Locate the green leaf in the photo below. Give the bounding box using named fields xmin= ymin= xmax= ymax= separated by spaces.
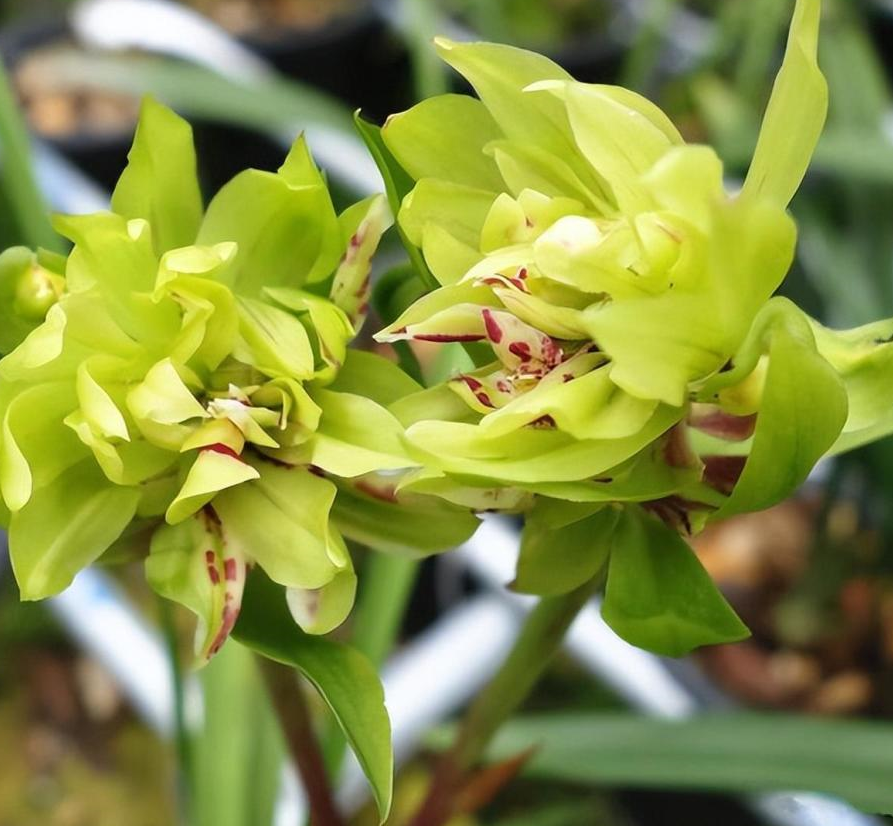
xmin=484 ymin=712 xmax=893 ymax=815
xmin=9 ymin=460 xmax=140 ymax=599
xmin=742 ymin=0 xmax=827 ymax=207
xmin=233 ymin=569 xmax=393 ymax=821
xmin=714 ymin=311 xmax=848 ymax=519
xmin=353 ymin=112 xmax=415 ymax=218
xmin=0 ymin=58 xmax=60 ymax=251
xmin=515 ymin=503 xmax=617 ymax=596
xmin=601 ymin=507 xmax=749 ymax=656
xmin=353 ymin=113 xmax=438 ymax=291
xmin=111 ymin=97 xmax=204 ymax=254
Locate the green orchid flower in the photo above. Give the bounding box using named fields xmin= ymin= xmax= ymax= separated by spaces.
xmin=368 ymin=0 xmax=893 ymax=655
xmin=0 ymin=98 xmax=470 ymax=660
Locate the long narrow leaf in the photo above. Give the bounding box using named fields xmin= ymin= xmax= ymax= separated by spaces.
xmin=484 ymin=712 xmax=893 ymax=814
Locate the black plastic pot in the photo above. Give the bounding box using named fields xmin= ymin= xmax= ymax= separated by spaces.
xmin=210 ymin=3 xmax=415 ymax=120
xmin=0 ymin=18 xmax=137 ymax=190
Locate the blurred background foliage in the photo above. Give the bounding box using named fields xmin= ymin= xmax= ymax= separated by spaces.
xmin=1 ymin=1 xmax=893 ymax=824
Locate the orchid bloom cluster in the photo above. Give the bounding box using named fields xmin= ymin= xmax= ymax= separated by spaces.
xmin=0 ymin=100 xmax=481 ymax=659
xmin=2 ymin=0 xmax=893 ymax=665
xmin=369 ymin=0 xmax=893 ymax=653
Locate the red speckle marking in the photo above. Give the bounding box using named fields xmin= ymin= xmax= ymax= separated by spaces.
xmin=355 ymin=479 xmax=399 ymax=502
xmin=308 ymin=465 xmax=326 ymax=477
xmin=203 ymin=442 xmax=242 ymax=461
xmin=562 ymin=373 xmax=574 ymax=383
xmin=414 ymin=333 xmax=485 ymax=343
xmin=461 ymin=376 xmax=483 ymax=391
xmin=208 ymin=604 xmax=241 ymax=658
xmin=482 ymin=309 xmax=504 ymax=343
xmin=509 ymin=341 xmax=532 ymax=362
xmin=224 ymin=558 xmax=238 ymax=582
xmin=205 ymin=550 xmax=220 ymax=584
xmin=496 ymin=380 xmax=511 ymax=393
xmin=475 ymin=392 xmax=495 ymax=408
xmin=517 ymin=267 xmax=528 ymax=280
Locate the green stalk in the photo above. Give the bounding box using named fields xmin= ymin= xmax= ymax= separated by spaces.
xmin=401 ymin=0 xmax=451 ymax=101
xmin=156 ymin=596 xmax=193 ymax=823
xmin=409 ymin=577 xmax=601 ymax=826
xmin=621 ymin=0 xmax=682 ymax=93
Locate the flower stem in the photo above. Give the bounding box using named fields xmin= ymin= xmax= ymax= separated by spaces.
xmin=258 ymin=657 xmax=346 ymax=826
xmin=409 ymin=578 xmax=600 ymax=826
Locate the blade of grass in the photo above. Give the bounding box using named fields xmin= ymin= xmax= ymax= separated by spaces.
xmin=399 ymin=0 xmax=450 ymax=101
xmin=0 ymin=57 xmax=60 ymax=250
xmin=480 ymin=712 xmax=893 ymax=814
xmin=27 ymin=49 xmax=355 ymax=139
xmin=192 ymin=641 xmax=284 ymax=826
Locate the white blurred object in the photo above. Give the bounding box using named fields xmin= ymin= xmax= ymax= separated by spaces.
xmin=71 ymin=0 xmax=382 ymax=195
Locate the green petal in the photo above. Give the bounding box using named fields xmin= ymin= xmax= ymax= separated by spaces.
xmin=713 ymin=308 xmax=847 ymax=520
xmin=326 ymin=349 xmax=423 ymax=407
xmin=283 ymin=390 xmax=413 ymax=477
xmin=53 ymin=213 xmax=179 ymax=344
xmin=1 ymin=381 xmax=83 ymax=511
xmin=553 ymin=81 xmax=675 ymax=212
xmin=147 ymin=513 xmax=248 ymax=660
xmin=9 ymin=460 xmax=140 ymax=599
xmin=583 ymin=198 xmax=795 ymax=406
xmin=811 ymin=316 xmax=893 ymax=453
xmin=485 ymin=139 xmax=604 ymax=208
xmin=480 ymin=364 xmax=658 ymax=441
xmin=234 ymin=296 xmax=316 ymax=380
xmin=197 ymin=135 xmax=341 ymax=295
xmin=399 ymin=178 xmax=495 ymax=251
xmin=111 ymin=97 xmax=204 ymax=254
xmin=263 ymin=287 xmax=354 ymax=383
xmin=166 ymin=448 xmax=260 ymax=524
xmin=330 ymin=194 xmax=392 ymax=329
xmin=405 ymin=403 xmax=682 ymax=483
xmin=286 ymin=542 xmax=357 ymax=635
xmin=742 ymin=0 xmax=826 ymax=208
xmin=601 ymin=506 xmax=749 ymax=657
xmin=158 ymin=269 xmax=239 ymax=374
xmin=375 ymin=281 xmax=498 ymax=343
xmin=212 ymin=460 xmax=341 ymax=590
xmin=433 ymin=39 xmax=605 ymax=199
xmin=383 ymin=94 xmax=505 ymax=190
xmin=76 ymin=361 xmax=129 ymax=441
xmin=332 ymin=476 xmax=480 ymax=556
xmin=127 ymin=358 xmax=207 ymax=450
